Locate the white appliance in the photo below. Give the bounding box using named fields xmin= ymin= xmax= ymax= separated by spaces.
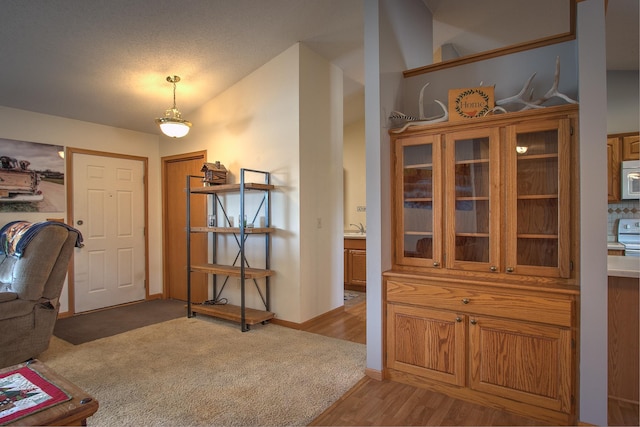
xmin=621 ymin=160 xmax=640 ymax=200
xmin=617 ymin=219 xmax=640 ymax=257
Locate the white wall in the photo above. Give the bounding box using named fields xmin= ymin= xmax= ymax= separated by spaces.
xmin=299 ymin=44 xmax=344 ymax=319
xmin=343 ymin=118 xmax=366 ymax=229
xmin=159 ymin=43 xmax=343 ymax=324
xmin=0 ymin=106 xmax=162 ymax=313
xmin=607 ymin=70 xmax=640 ymax=133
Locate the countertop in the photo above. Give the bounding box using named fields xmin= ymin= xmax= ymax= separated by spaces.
xmin=344 ymin=233 xmax=366 ymax=240
xmin=608 ymin=255 xmax=640 ymax=278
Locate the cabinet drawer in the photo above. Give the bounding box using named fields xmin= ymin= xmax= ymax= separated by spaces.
xmin=386 ymin=280 xmax=573 ymax=327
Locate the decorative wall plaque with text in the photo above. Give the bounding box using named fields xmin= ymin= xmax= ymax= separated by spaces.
xmin=448 ymin=86 xmax=495 ymax=121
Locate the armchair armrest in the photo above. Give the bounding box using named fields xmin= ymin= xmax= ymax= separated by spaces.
xmin=0 ymin=292 xmax=18 ymax=303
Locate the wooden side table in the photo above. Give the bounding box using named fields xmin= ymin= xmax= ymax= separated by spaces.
xmin=1 ymin=359 xmax=99 ymax=426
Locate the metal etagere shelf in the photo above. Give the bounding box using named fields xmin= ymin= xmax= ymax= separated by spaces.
xmin=186 ymin=168 xmax=275 ymax=331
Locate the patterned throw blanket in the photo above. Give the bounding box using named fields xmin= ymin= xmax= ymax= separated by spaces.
xmin=0 ymin=221 xmax=83 ymax=258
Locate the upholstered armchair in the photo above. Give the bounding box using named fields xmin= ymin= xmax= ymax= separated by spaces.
xmin=0 ymin=221 xmax=82 ymax=368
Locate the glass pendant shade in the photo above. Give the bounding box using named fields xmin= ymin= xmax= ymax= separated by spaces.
xmin=156 ymin=108 xmax=192 ymax=138
xmin=155 ymin=76 xmax=192 ymax=138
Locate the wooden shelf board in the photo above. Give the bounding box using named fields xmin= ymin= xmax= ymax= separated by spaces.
xmin=189 ymin=183 xmax=274 ymax=194
xmin=517 ymin=194 xmax=559 ymax=200
xmin=455 ymin=196 xmax=489 ymax=201
xmin=405 ymin=231 xmax=433 ymax=236
xmin=455 ymin=158 xmax=489 ymax=165
xmin=517 ymin=153 xmax=558 ymax=160
xmin=190 ymin=303 xmax=275 ymax=325
xmin=405 ymin=163 xmax=434 ymax=169
xmin=190 ymin=226 xmax=275 ymax=234
xmin=191 ymin=263 xmax=275 ymax=279
xmin=404 ymin=198 xmax=434 ymax=202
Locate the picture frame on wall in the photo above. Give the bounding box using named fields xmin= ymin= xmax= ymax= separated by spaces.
xmin=0 ymin=138 xmax=65 ymax=213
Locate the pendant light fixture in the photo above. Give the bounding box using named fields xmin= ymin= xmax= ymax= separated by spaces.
xmin=155 ymin=75 xmax=192 ymax=138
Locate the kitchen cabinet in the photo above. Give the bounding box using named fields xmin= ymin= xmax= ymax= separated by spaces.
xmin=608 ymin=136 xmax=622 ymax=202
xmin=608 ymin=275 xmax=639 ymax=405
xmin=344 ymin=238 xmax=366 ymax=291
xmin=608 ymin=132 xmax=639 ymax=203
xmin=384 ymin=105 xmax=579 ymax=425
xmin=622 ymin=133 xmax=640 ymax=161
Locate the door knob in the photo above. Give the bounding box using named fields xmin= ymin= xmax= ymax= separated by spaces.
xmin=76 ymin=220 xmax=84 ymax=225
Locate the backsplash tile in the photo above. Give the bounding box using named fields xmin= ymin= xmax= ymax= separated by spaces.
xmin=608 ymin=200 xmax=640 ymax=239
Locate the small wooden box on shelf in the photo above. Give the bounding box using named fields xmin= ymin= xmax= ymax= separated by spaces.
xmin=200 ymin=161 xmax=227 ymax=185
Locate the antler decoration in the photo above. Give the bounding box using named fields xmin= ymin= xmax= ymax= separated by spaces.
xmin=389 ymin=57 xmax=577 ymax=132
xmin=390 ymin=100 xmax=448 ymax=133
xmin=497 ymin=57 xmax=577 ymax=110
xmin=389 ymin=83 xmax=448 ymax=133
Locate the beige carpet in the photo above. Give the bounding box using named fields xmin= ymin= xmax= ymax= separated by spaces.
xmin=39 ymin=316 xmax=366 ymax=426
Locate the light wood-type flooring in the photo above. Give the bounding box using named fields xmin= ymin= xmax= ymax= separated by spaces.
xmin=304 ymin=294 xmax=639 ymax=426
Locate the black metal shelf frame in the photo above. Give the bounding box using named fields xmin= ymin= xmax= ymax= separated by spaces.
xmin=186 ymin=168 xmax=273 ymax=331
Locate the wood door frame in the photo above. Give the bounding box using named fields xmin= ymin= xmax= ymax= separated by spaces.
xmin=161 ymin=150 xmax=207 ymax=298
xmin=66 ymin=147 xmax=150 ymax=316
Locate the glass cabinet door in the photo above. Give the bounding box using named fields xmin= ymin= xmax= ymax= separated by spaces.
xmin=394 ymin=135 xmax=442 ymax=268
xmin=444 ymin=128 xmax=500 ymax=273
xmin=505 ymin=119 xmax=570 ymax=278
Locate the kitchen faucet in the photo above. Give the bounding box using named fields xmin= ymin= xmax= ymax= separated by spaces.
xmin=350 ymin=223 xmax=366 ymax=234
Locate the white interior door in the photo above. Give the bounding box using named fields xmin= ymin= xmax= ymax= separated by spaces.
xmin=73 ymin=153 xmax=146 ymax=312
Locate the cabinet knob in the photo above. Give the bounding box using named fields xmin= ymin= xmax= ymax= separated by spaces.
xmin=462 ymin=298 xmax=470 ymax=304
xmin=506 ymin=267 xmax=514 ymax=273
xmin=470 ymin=319 xmax=477 ymax=325
xmin=455 ymin=317 xmax=462 ymax=323
xmin=490 ymin=266 xmax=497 ymax=272
xmin=433 ymin=261 xmax=440 ymax=267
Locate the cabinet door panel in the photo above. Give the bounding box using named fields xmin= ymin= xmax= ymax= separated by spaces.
xmin=394 ymin=135 xmax=443 ymax=268
xmin=469 ymin=316 xmax=572 ymax=413
xmin=387 ymin=304 xmax=465 ymax=386
xmin=444 ymin=128 xmax=501 ymax=273
xmin=608 ymin=137 xmax=621 ymax=202
xmin=505 ymin=119 xmax=571 ymax=278
xmin=622 ymin=134 xmax=640 ymax=161
xmin=349 ymin=249 xmax=367 ymax=285
xmin=343 ymin=249 xmax=348 ymax=284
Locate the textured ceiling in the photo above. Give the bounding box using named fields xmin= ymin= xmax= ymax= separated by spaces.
xmin=0 ymin=0 xmax=364 ymax=135
xmin=0 ymin=1 xmax=635 ymax=137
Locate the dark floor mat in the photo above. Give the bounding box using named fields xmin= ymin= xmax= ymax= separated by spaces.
xmin=53 ymin=299 xmax=186 ymax=345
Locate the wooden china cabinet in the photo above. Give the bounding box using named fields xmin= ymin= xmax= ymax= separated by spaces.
xmin=384 ymin=105 xmax=579 ymax=425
